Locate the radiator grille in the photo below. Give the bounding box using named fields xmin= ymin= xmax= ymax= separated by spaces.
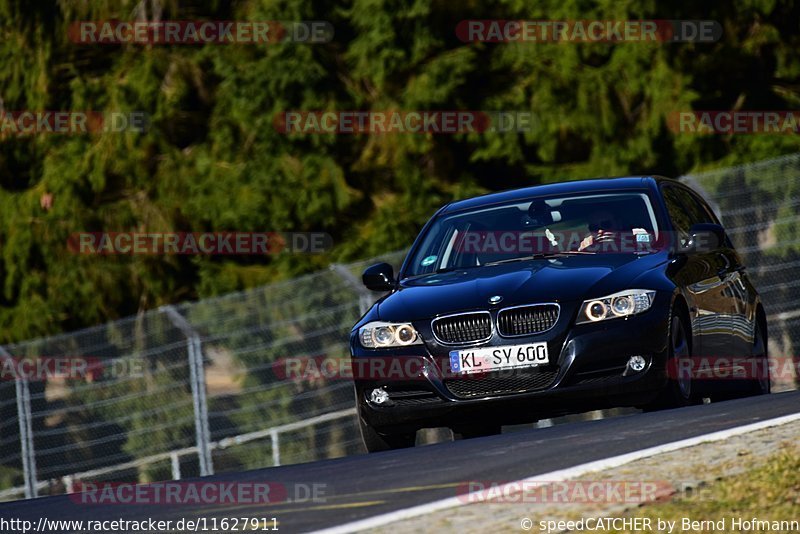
xmin=497 ymin=304 xmax=559 ymax=336
xmin=432 ymin=312 xmax=492 ymax=344
xmin=444 ymin=368 xmax=559 ymax=398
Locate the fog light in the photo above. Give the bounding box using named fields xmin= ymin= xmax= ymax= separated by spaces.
xmin=369 ymin=388 xmax=390 ymax=405
xmin=627 ymin=355 xmax=646 ymax=372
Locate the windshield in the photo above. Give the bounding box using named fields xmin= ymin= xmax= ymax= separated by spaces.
xmin=405 ymin=191 xmax=662 ymax=277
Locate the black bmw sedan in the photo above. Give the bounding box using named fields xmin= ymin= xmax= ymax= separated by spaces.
xmin=350 ymin=176 xmax=770 ymax=452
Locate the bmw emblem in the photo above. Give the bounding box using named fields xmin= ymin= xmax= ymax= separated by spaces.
xmin=488 ymin=295 xmax=503 ymax=305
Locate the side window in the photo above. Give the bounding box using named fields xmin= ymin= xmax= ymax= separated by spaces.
xmin=661 ymin=186 xmax=693 ymax=245
xmin=687 ymin=190 xmax=722 ymax=225
xmin=686 ymin=191 xmax=734 ymax=249
xmin=662 ymin=185 xmax=719 ymax=248
xmin=678 ymin=189 xmax=716 ymax=226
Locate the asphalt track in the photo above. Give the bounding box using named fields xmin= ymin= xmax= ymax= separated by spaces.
xmin=1 ymin=390 xmax=799 ymax=533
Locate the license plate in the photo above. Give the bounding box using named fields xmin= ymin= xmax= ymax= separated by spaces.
xmin=449 ymin=342 xmax=549 ymax=375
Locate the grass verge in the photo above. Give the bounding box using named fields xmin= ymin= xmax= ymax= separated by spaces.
xmin=593 ymin=444 xmax=800 ymax=533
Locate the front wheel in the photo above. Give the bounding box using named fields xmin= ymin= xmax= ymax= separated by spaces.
xmin=710 ymin=317 xmax=771 ymax=401
xmin=359 ymin=415 xmax=416 ymax=453
xmin=452 ymin=424 xmax=502 ymax=440
xmin=748 ymin=319 xmax=771 ymax=395
xmin=642 ymin=309 xmax=700 ymax=411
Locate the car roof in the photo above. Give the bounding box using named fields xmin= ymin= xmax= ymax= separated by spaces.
xmin=441 ymin=176 xmax=674 ymax=214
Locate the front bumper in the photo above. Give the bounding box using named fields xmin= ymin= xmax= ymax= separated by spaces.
xmin=351 ymin=293 xmax=672 ymax=432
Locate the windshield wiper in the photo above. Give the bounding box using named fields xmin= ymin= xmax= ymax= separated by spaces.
xmin=483 ymin=250 xmax=595 ymax=266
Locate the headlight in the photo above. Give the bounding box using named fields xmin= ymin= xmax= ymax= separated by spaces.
xmin=359 ymin=321 xmax=422 ymax=348
xmin=576 ymin=290 xmax=655 ymax=324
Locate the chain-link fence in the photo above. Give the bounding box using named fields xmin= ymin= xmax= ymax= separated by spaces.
xmin=1 ymin=155 xmax=799 ymax=501
xmin=0 ymin=250 xmax=406 ymax=501
xmin=684 ymin=153 xmax=800 ymax=391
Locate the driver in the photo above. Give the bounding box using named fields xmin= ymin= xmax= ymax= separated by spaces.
xmin=578 ymin=208 xmax=624 ymax=251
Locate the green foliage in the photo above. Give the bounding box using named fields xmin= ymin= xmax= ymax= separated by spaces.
xmin=0 ymin=0 xmax=800 ymax=343
xmin=2 ymin=0 xmax=800 ymax=490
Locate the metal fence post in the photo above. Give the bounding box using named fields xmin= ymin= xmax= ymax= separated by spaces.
xmin=170 ymin=452 xmax=181 ymax=481
xmin=161 ymin=306 xmax=214 ymax=476
xmin=270 ymin=429 xmax=280 ymax=467
xmin=0 ymin=347 xmax=37 ymax=498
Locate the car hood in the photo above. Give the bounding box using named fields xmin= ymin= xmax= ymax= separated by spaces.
xmin=376 ymin=253 xmax=669 ymax=321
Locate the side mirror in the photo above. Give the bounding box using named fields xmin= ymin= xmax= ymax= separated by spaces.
xmin=362 ymin=262 xmax=395 ymax=291
xmin=686 ymin=223 xmax=726 ymax=252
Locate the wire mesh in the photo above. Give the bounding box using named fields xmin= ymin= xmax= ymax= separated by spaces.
xmin=1 ymin=154 xmax=799 ymax=500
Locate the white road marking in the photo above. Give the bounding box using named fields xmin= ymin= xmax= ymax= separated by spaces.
xmin=311 ymin=411 xmax=800 ymax=534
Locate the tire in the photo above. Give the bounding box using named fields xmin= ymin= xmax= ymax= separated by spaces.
xmin=743 ymin=318 xmax=771 ymax=396
xmin=359 ymin=416 xmax=416 ymax=453
xmin=642 ymin=308 xmax=700 ymax=411
xmin=710 ymin=316 xmax=770 ymax=401
xmin=452 ymin=424 xmax=502 ymax=440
